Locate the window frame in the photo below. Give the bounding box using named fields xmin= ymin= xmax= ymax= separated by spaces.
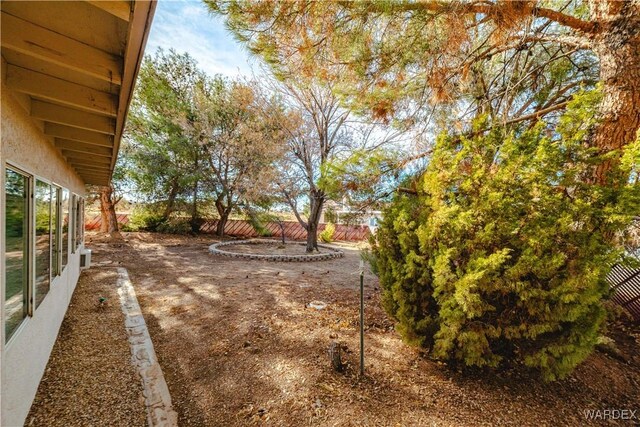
xmin=2 ymin=160 xmax=75 ymax=347
xmin=61 ymin=188 xmax=70 ymax=271
xmin=78 ymin=197 xmax=84 ymax=248
xmin=33 ymin=178 xmax=53 ymax=310
xmin=3 ymin=163 xmax=33 ymax=345
xmin=51 ymin=185 xmax=62 ymax=279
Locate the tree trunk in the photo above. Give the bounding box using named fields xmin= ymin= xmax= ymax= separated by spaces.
xmin=589 ymin=1 xmax=640 ymax=184
xmin=190 ymin=178 xmax=200 ymax=233
xmin=216 ymin=211 xmax=230 ymax=237
xmin=306 ymin=191 xmax=325 ymax=252
xmin=99 ymin=186 xmax=119 ymax=234
xmin=191 ymin=152 xmax=200 ymax=231
xmin=215 ymin=198 xmax=230 ymax=237
xmin=163 ymin=182 xmax=179 ymax=221
xmin=277 ymin=219 xmax=285 ymax=244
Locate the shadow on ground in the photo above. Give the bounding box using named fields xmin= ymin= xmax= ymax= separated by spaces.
xmin=85 ymin=232 xmax=640 ymax=427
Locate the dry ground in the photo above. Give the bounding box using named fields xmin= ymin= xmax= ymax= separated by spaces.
xmin=84 ymin=232 xmax=639 ymax=426
xmin=213 ymin=241 xmax=336 ymax=255
xmin=27 ymin=268 xmax=146 ymax=427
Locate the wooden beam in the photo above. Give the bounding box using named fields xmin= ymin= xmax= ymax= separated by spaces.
xmin=82 ymin=177 xmax=110 ymax=185
xmin=1 ymin=12 xmax=123 ymax=85
xmin=79 ymin=171 xmax=110 ymax=177
xmin=78 ymin=173 xmax=111 ymax=185
xmin=1 ymin=1 xmax=128 ymax=56
xmin=68 ymin=160 xmax=112 ymax=170
xmin=31 ymin=100 xmax=115 ymax=134
xmin=76 ymin=170 xmax=110 ymax=180
xmin=111 ymin=0 xmax=155 ymax=172
xmin=76 ymin=169 xmax=111 ymax=177
xmin=45 ymin=123 xmax=113 ymax=147
xmin=85 ymin=1 xmax=132 ymax=22
xmin=6 ymin=65 xmax=117 ymax=116
xmin=80 ymin=171 xmax=109 ymax=176
xmin=55 ymin=138 xmax=113 ymax=157
xmin=62 ymin=150 xmax=112 ymax=164
xmin=73 ymin=164 xmax=111 ymax=175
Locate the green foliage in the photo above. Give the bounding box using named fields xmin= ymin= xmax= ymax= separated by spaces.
xmin=340 ymin=211 xmax=365 ymax=227
xmin=360 ymin=245 xmax=379 ymax=276
xmin=324 ymin=207 xmax=338 ymax=224
xmin=125 ymin=49 xmax=289 ymax=233
xmin=157 ymin=218 xmax=193 ymax=235
xmin=208 ymin=1 xmax=599 ymax=130
xmin=247 ymin=214 xmax=273 ymax=237
xmin=373 ymin=90 xmax=640 ymax=380
xmin=35 ymin=205 xmax=51 ymax=234
xmin=125 ymin=49 xmax=206 ymax=220
xmin=127 ymin=206 xmax=167 ymax=232
xmin=319 ymin=222 xmax=336 ymax=243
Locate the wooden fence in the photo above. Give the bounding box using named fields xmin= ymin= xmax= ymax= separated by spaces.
xmin=85 ymin=213 xmax=639 ymax=320
xmin=85 ymin=214 xmax=130 ymax=230
xmin=199 ymin=219 xmax=370 ymax=241
xmin=607 ymin=264 xmax=640 ymax=320
xmin=84 ymin=214 xmax=370 ymax=242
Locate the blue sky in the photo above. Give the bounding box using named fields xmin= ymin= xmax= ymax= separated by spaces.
xmin=145 ymin=0 xmax=257 ymax=77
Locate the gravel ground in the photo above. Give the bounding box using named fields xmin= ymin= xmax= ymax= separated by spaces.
xmin=26 ymin=268 xmax=146 ymax=427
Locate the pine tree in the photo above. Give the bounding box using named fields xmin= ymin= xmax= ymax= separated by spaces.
xmin=373 ymin=90 xmax=640 ymax=380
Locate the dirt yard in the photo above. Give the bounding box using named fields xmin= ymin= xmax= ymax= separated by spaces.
xmin=86 ymin=232 xmax=640 ymax=426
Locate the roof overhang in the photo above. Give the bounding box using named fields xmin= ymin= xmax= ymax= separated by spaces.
xmin=1 ymin=0 xmax=156 ymax=186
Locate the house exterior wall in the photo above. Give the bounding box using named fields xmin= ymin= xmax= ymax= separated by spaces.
xmin=1 ymin=66 xmax=86 ymax=427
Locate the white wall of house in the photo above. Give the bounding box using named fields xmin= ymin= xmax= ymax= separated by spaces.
xmin=1 ymin=63 xmax=87 ymax=427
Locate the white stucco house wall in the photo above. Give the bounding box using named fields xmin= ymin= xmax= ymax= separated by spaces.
xmin=0 ymin=2 xmax=155 ymax=425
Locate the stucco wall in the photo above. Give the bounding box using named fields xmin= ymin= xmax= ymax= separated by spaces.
xmin=1 ymin=65 xmax=87 ymax=426
xmin=1 ymin=81 xmax=85 ymax=193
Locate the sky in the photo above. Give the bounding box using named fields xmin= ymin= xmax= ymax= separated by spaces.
xmin=145 ymin=0 xmax=257 ymax=78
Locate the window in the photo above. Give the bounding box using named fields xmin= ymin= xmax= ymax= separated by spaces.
xmin=5 ymin=167 xmax=30 ymax=342
xmin=51 ymin=186 xmax=61 ymax=277
xmin=71 ymin=194 xmax=84 ymax=253
xmin=35 ymin=180 xmax=52 ymax=309
xmin=70 ymin=194 xmax=76 ymax=253
xmin=4 ymin=166 xmax=74 ymax=342
xmin=61 ymin=189 xmax=69 ymax=269
xmin=75 ymin=196 xmax=84 ymax=250
xmin=69 ymin=195 xmax=85 ymax=253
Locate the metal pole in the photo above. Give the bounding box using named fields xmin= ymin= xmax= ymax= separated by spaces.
xmin=360 ymin=261 xmax=365 ymax=377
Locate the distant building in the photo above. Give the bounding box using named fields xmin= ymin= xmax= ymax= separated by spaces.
xmin=320 ymin=198 xmax=382 ymax=233
xmin=1 ymin=2 xmax=155 ymax=425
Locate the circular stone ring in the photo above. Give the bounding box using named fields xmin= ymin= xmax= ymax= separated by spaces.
xmin=208 ymin=239 xmax=344 ymax=262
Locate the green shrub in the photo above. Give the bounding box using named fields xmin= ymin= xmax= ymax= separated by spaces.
xmin=189 ymin=217 xmax=205 ymax=234
xmin=127 ymin=207 xmax=166 ymax=231
xmin=248 ymin=214 xmax=273 ymax=237
xmin=324 ymin=207 xmax=338 ymax=224
xmin=319 ymin=222 xmax=336 ymax=243
xmin=157 ymin=218 xmax=192 ymax=235
xmin=373 ymin=90 xmax=640 ymax=381
xmin=360 ymin=245 xmax=379 ymax=276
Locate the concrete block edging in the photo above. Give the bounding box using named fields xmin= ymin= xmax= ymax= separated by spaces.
xmin=208 ymin=239 xmax=345 ymax=262
xmin=116 ymin=267 xmax=178 ymax=427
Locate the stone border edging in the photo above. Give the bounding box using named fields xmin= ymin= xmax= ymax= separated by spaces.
xmin=208 ymin=239 xmax=344 ymax=262
xmin=116 ymin=267 xmax=178 ymax=427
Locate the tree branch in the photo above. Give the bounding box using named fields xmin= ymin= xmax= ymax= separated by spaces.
xmin=532 ymin=6 xmax=596 ymax=33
